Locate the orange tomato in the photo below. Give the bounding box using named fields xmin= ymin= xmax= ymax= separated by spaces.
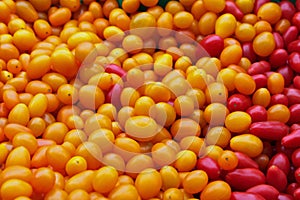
xmin=218 ymin=150 xmax=238 ymax=170
xmin=31 ymin=167 xmax=55 ymax=193
xmin=135 ymin=168 xmax=162 ymax=199
xmin=43 ymin=122 xmax=68 ymax=144
xmin=0 ymin=179 xmax=32 ymax=200
xmin=108 ymin=183 xmax=139 ymax=200
xmin=64 ymin=170 xmax=95 ymax=193
xmin=15 ymin=0 xmax=38 ymax=23
xmin=182 ymin=170 xmax=208 ymax=194
xmin=252 ymin=88 xmax=271 ymax=107
xmin=267 ymin=104 xmax=290 ymax=123
xmin=49 ymin=7 xmax=72 ymax=27
xmin=12 ymin=132 xmax=38 ymax=155
xmin=75 ymin=141 xmax=103 ymax=170
xmin=92 ymin=166 xmax=119 ymax=193
xmin=234 ymin=73 xmax=256 ymax=95
xmin=200 ymin=180 xmax=231 ymax=200
xmin=46 ymin=145 xmax=71 ymax=170
xmin=267 ymin=72 xmax=284 ymax=94
xmin=6 ymin=146 xmax=31 ymax=168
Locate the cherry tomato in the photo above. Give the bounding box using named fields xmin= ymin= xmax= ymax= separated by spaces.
xmin=227 ymin=94 xmax=252 ymax=112
xmin=200 ymin=181 xmax=231 ymax=200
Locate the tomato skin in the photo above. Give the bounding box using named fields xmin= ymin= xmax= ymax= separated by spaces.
xmin=268 ymin=153 xmax=290 ymax=175
xmin=199 ymin=34 xmax=224 ymax=57
xmin=286 ymin=182 xmax=300 ymax=196
xmin=291 ymin=124 xmax=300 ymax=132
xmin=227 ymin=94 xmax=252 ymax=112
xmin=196 ymin=156 xmax=220 ymax=180
xmin=273 ymin=32 xmax=285 ymax=49
xmin=282 ymin=129 xmax=300 ymax=148
xmin=269 ymin=49 xmax=288 ymax=68
xmin=280 ymin=1 xmax=296 ymax=21
xmin=224 ymin=1 xmax=244 ymax=21
xmin=266 ymin=165 xmax=288 ymax=192
xmin=293 ymin=188 xmax=300 ymax=199
xmin=277 ymin=65 xmax=294 ymax=87
xmin=278 ymin=193 xmax=294 ymax=200
xmin=289 ymin=104 xmax=300 ymax=124
xmin=249 ymin=121 xmax=289 ymax=140
xmin=292 ymin=11 xmax=300 ymax=30
xmin=246 ymin=184 xmax=279 ymax=200
xmin=105 ymin=64 xmax=126 ymax=77
xmin=287 ymin=39 xmax=300 ymax=53
xmin=248 ymin=62 xmax=269 ymax=75
xmin=234 ymin=152 xmax=259 ymax=169
xmin=200 ymin=180 xmax=231 ymax=200
xmin=253 ymin=0 xmax=270 ymax=14
xmin=293 ymin=149 xmax=300 ymax=175
xmin=252 ymin=74 xmax=267 ymax=89
xmin=246 ymin=105 xmax=267 ymax=122
xmin=294 ymin=76 xmax=300 ymax=89
xmin=242 ymin=42 xmax=257 ymax=63
xmin=225 ymin=168 xmax=266 ymax=191
xmin=270 ymin=94 xmax=289 ymax=107
xmin=283 ymin=26 xmax=298 ymax=47
xmin=231 ymin=192 xmax=266 ymax=200
xmin=284 ymin=88 xmax=300 ymax=106
xmin=289 ymin=52 xmax=300 ymax=73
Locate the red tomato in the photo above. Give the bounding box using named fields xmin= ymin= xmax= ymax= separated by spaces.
xmin=289 ymin=52 xmax=300 ymax=73
xmin=199 ymin=34 xmax=224 ymax=57
xmin=270 ymin=94 xmax=289 ymax=107
xmin=227 ymin=94 xmax=252 ymax=112
xmin=246 ymin=105 xmax=267 ymax=122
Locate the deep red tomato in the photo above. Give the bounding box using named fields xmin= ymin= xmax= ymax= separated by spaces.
xmin=273 ymin=32 xmax=285 ymax=49
xmin=270 ymin=94 xmax=289 ymax=107
xmin=252 ymin=74 xmax=268 ymax=89
xmin=292 ymin=148 xmax=300 ymax=168
xmin=269 ymin=49 xmax=288 ymax=68
xmin=283 ymin=26 xmax=298 ymax=47
xmin=223 ymin=1 xmax=244 ymax=21
xmin=199 ymin=34 xmax=224 ymax=57
xmin=278 ymin=193 xmax=294 ymax=200
xmin=196 ymin=156 xmax=221 ymax=180
xmin=248 ymin=62 xmax=267 ymax=75
xmin=289 ymin=52 xmax=300 ymax=73
xmin=283 ymin=88 xmax=300 ymax=106
xmin=294 ymin=167 xmax=300 ymax=184
xmin=288 ymin=39 xmax=300 ymax=53
xmin=246 ymin=105 xmax=267 ymax=122
xmin=294 ymin=76 xmax=300 ymax=89
xmin=268 ymin=153 xmax=291 ymax=175
xmin=289 ymin=104 xmax=300 ymax=124
xmin=294 ymin=187 xmax=300 ymax=200
xmin=291 ymin=124 xmax=300 ymax=132
xmin=296 ymin=0 xmax=300 ymax=10
xmin=227 ymin=94 xmax=252 ymax=112
xmin=280 ymin=1 xmax=296 ymax=21
xmin=242 ymin=42 xmax=257 ymax=63
xmin=292 ymin=12 xmax=300 ymax=30
xmin=277 ymin=65 xmax=295 ymax=86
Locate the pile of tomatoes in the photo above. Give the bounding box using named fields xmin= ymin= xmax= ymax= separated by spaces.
xmin=2 ymin=0 xmax=300 ymax=199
